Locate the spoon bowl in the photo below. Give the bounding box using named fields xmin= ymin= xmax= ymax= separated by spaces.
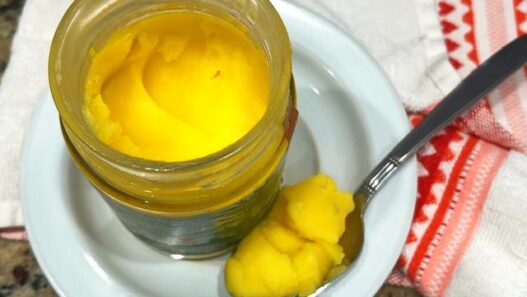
xmin=339 ymin=192 xmax=366 ymax=267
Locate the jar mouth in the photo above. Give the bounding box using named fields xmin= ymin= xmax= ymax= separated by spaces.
xmin=49 ymin=0 xmax=292 ymax=172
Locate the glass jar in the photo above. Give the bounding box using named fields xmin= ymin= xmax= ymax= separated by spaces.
xmin=49 ymin=0 xmax=295 ymax=258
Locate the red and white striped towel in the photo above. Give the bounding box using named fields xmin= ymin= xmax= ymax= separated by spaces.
xmin=1 ymin=0 xmax=526 ymax=296
xmin=390 ymin=2 xmax=527 ymax=296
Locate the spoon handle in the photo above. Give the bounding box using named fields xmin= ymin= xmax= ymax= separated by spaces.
xmin=357 ymin=34 xmax=527 ymax=207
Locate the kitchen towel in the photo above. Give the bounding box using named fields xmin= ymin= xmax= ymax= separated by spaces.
xmin=0 ymin=0 xmax=526 ymax=297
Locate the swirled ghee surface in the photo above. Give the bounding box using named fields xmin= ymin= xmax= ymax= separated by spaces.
xmin=84 ymin=12 xmax=269 ymax=162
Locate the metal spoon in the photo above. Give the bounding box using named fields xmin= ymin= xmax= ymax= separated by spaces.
xmin=310 ymin=34 xmax=527 ymax=296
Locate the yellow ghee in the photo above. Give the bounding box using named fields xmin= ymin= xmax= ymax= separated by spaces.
xmin=225 ymin=174 xmax=355 ymax=297
xmin=84 ymin=12 xmax=269 ymax=162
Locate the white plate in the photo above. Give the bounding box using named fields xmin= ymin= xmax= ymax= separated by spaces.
xmin=21 ymin=1 xmax=416 ymax=296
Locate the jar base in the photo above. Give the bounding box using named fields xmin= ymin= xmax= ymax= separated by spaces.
xmin=137 ymin=236 xmax=235 ymax=260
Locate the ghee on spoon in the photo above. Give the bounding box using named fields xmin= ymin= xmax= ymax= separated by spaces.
xmin=310 ymin=34 xmax=527 ymax=296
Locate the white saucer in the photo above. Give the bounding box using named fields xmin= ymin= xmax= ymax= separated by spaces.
xmin=21 ymin=1 xmax=416 ymax=296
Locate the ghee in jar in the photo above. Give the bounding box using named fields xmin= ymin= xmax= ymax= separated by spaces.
xmin=51 ymin=0 xmax=293 ymax=259
xmin=84 ymin=12 xmax=269 ymax=162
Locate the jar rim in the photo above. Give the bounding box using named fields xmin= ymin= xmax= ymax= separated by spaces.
xmin=49 ymin=0 xmax=292 ymax=172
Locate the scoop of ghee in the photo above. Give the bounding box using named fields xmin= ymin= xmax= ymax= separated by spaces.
xmin=225 ymin=174 xmax=355 ymax=297
xmin=84 ymin=12 xmax=269 ymax=162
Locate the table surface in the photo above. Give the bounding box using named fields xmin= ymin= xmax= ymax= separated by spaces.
xmin=0 ymin=1 xmax=422 ymax=296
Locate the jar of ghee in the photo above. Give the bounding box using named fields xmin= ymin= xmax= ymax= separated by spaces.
xmin=49 ymin=0 xmax=295 ymax=258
